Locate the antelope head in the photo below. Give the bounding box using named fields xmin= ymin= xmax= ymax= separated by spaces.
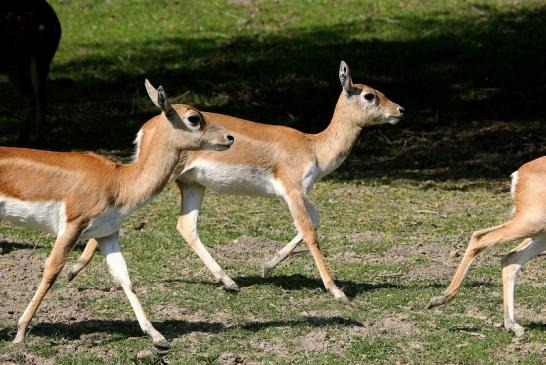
xmin=338 ymin=61 xmax=405 ymax=127
xmin=145 ymin=80 xmax=234 ymax=151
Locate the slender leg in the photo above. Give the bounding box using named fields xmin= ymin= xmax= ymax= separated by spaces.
xmin=176 ymin=181 xmax=238 ymax=291
xmin=66 ymin=239 xmax=98 ymax=281
xmin=98 ymin=233 xmax=170 ymax=348
xmin=428 ymin=218 xmax=532 ymax=309
xmin=14 ymin=222 xmax=83 ymax=344
xmin=285 ymin=190 xmax=349 ymax=304
xmin=262 ymin=201 xmax=319 ymax=277
xmin=501 ymin=234 xmax=546 ymax=337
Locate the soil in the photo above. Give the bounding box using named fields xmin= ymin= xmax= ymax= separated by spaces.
xmin=2 ymin=234 xmax=545 ymax=363
xmin=212 ymin=236 xmax=289 ymax=266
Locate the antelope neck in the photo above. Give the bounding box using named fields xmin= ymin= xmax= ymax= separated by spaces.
xmin=311 ymin=98 xmax=362 ymax=176
xmin=114 ymin=121 xmax=180 ymax=208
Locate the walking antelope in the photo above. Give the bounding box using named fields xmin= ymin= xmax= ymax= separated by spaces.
xmin=0 ymin=0 xmax=61 ymax=144
xmin=428 ymin=156 xmax=546 ymax=337
xmin=69 ymin=61 xmax=404 ymax=304
xmin=0 ymin=80 xmax=234 ymax=348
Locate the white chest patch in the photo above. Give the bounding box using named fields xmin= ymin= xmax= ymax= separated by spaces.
xmin=0 ymin=196 xmax=66 ymax=236
xmin=318 ymin=154 xmax=349 ymax=179
xmin=183 ymin=160 xmax=279 ymax=197
xmin=80 ymin=204 xmax=142 ymax=241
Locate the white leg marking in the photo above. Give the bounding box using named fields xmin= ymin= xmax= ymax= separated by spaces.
xmin=99 ymin=233 xmax=170 ymax=348
xmin=178 ymin=184 xmax=238 ymax=290
xmin=501 ymin=234 xmax=546 ymax=337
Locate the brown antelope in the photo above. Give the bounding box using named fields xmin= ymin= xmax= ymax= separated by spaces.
xmin=428 ymin=156 xmax=546 ymax=337
xmin=68 ymin=61 xmax=404 ymax=304
xmin=0 ymin=0 xmax=61 ymax=144
xmin=0 ymin=80 xmax=234 ymax=348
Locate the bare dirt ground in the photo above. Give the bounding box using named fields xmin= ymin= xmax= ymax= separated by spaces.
xmin=1 ymin=190 xmax=546 ymax=364
xmin=0 ymin=235 xmax=433 ymax=363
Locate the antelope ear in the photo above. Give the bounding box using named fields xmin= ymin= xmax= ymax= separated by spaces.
xmin=145 ymin=79 xmax=175 ymax=116
xmin=339 ymin=60 xmax=353 ymax=93
xmin=145 ymin=79 xmax=159 ymax=108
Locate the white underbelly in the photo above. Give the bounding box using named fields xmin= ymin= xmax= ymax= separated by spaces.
xmin=0 ymin=196 xmax=138 ymax=240
xmin=0 ymin=196 xmax=66 ymax=236
xmin=183 ymin=161 xmax=280 ymax=197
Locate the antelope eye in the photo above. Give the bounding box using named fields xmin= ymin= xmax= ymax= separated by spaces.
xmin=364 ymin=93 xmax=375 ymax=101
xmin=187 ymin=115 xmax=201 ymax=127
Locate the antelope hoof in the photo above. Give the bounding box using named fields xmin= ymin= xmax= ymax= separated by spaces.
xmin=337 ymin=294 xmax=352 ymax=306
xmin=261 ymin=263 xmax=272 ymax=278
xmin=330 ymin=287 xmax=351 ymax=306
xmin=223 ymin=278 xmax=240 ymax=292
xmin=66 ymin=268 xmax=78 ymax=282
xmin=13 ymin=333 xmax=25 ymax=345
xmin=506 ymin=323 xmax=525 ymax=337
xmin=427 ymin=295 xmax=449 ymax=309
xmin=153 ymin=337 xmax=171 ymax=349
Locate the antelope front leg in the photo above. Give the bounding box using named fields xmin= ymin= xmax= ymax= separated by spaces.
xmin=262 ymin=201 xmax=319 ymax=277
xmin=98 ymin=233 xmax=170 ymax=348
xmin=14 ymin=222 xmax=83 ymax=344
xmin=66 ymin=239 xmax=98 ymax=281
xmin=501 ymin=235 xmax=546 ymax=337
xmin=285 ymin=192 xmax=349 ymax=304
xmin=177 ymin=182 xmax=238 ymax=291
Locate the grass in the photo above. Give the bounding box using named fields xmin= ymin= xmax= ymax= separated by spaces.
xmin=1 ymin=0 xmax=546 ymax=364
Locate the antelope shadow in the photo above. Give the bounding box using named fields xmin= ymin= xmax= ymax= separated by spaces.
xmin=0 ymin=316 xmax=363 ymax=342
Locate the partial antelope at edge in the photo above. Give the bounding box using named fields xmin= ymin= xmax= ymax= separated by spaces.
xmin=428 ymin=156 xmax=546 ymax=338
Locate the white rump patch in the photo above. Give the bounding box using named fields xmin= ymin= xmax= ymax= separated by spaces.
xmin=510 ymin=171 xmax=518 ymax=215
xmin=510 ymin=171 xmax=518 ymax=199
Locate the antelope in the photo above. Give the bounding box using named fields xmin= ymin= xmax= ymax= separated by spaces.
xmin=428 ymin=156 xmax=546 ymax=337
xmin=0 ymin=0 xmax=61 ymax=144
xmin=0 ymin=80 xmax=234 ymax=348
xmin=68 ymin=61 xmax=404 ymax=304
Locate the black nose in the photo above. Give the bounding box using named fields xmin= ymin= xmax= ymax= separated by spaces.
xmin=399 ymin=107 xmax=405 ymax=114
xmin=226 ymin=135 xmax=234 ymax=142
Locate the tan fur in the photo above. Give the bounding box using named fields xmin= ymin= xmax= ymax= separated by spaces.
xmin=0 ymin=108 xmax=229 ymax=219
xmin=428 ymin=156 xmax=546 ymax=337
xmin=71 ymin=62 xmax=404 ymax=303
xmin=178 ymin=84 xmax=402 ymax=176
xmin=1 ymin=89 xmax=233 ymax=348
xmin=172 ymin=63 xmax=404 ymax=302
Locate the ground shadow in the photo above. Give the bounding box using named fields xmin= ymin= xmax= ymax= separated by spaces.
xmin=176 ymin=274 xmax=402 ymax=300
xmin=0 ymin=241 xmax=41 ymax=255
xmin=523 ymin=322 xmax=546 ymax=332
xmin=234 ymin=274 xmax=402 ymax=298
xmin=0 ymin=316 xmax=363 ymax=343
xmin=0 ymin=3 xmax=544 ymax=180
